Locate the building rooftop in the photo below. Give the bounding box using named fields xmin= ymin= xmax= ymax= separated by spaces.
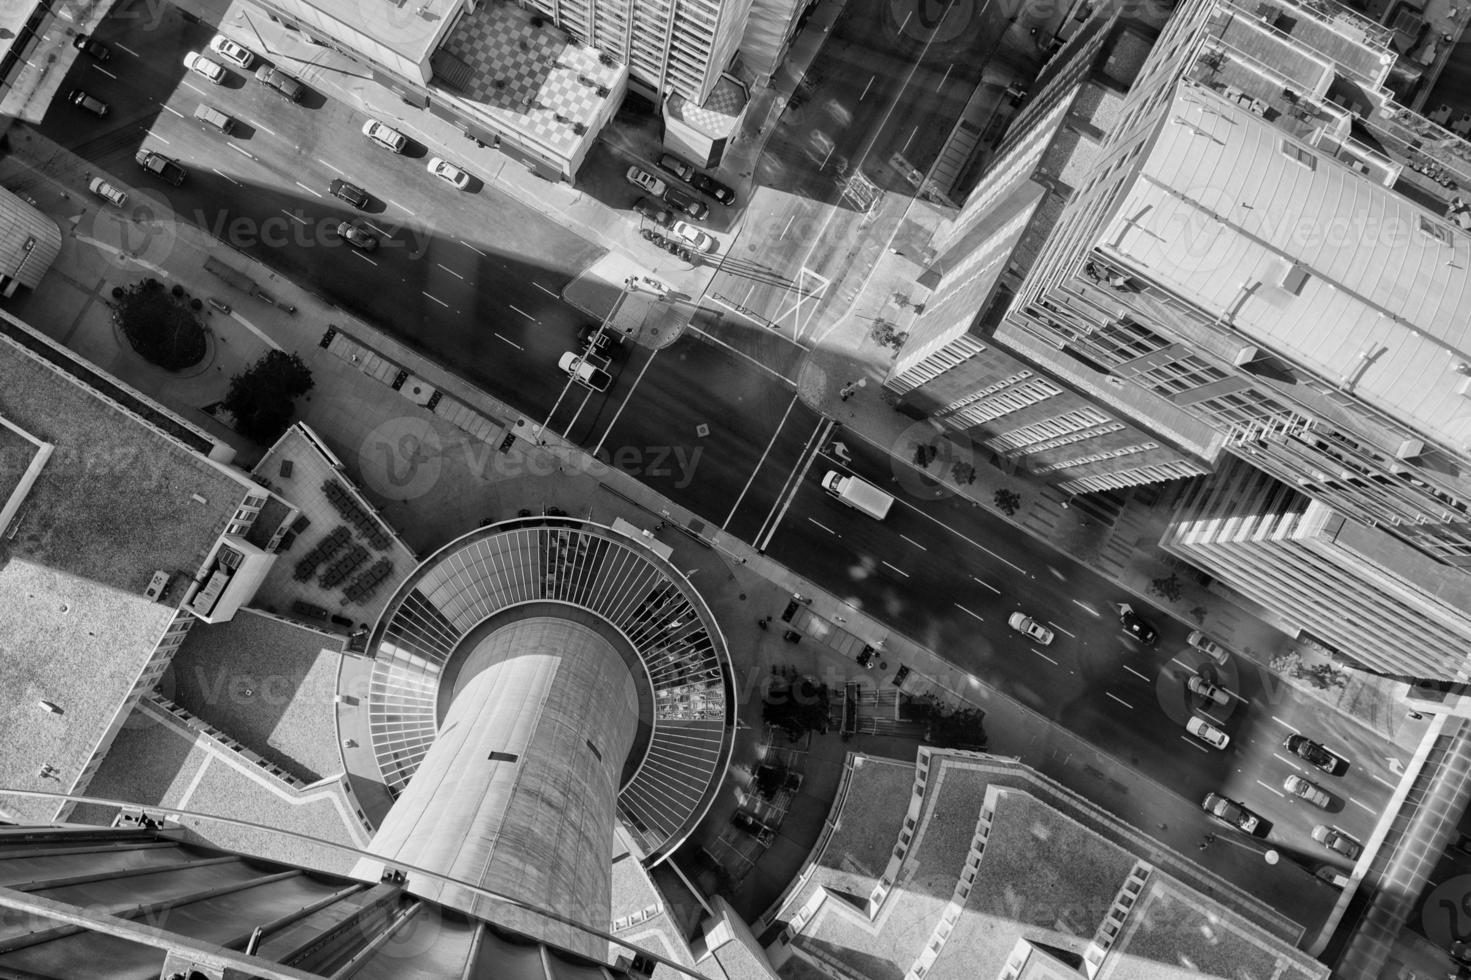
xmin=0 ymin=187 xmax=61 ymax=292
xmin=667 ymin=74 xmax=749 ymax=141
xmin=1103 ymin=85 xmax=1471 ymax=456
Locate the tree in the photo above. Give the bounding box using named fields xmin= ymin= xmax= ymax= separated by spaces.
xmin=1302 ymin=663 xmax=1348 ymax=690
xmin=1148 ymin=573 xmax=1183 ymax=603
xmin=762 ymin=678 xmax=830 ymax=742
xmin=952 ymin=461 xmax=977 ymax=485
xmin=223 ymin=350 xmax=315 ymax=444
xmin=994 ymin=488 xmax=1021 ymax=515
xmin=870 ymin=317 xmax=907 ymax=351
xmin=114 ymin=278 xmax=206 ymax=370
xmin=909 ymin=696 xmax=987 ymax=751
xmin=912 ymin=442 xmax=937 ymax=467
xmin=753 ymin=761 xmax=788 ymax=799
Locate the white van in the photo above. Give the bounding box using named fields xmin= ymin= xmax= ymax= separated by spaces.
xmin=821 ymin=471 xmax=894 ymax=520
xmin=193 ymin=103 xmax=236 ymax=134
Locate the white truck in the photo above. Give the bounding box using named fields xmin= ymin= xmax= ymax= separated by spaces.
xmin=821 ymin=471 xmax=894 ymax=520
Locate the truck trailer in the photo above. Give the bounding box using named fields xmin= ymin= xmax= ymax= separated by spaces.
xmin=821 ymin=471 xmax=894 ymax=520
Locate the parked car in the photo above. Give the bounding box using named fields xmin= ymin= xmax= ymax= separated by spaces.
xmin=1117 ymin=602 xmax=1158 ymax=645
xmin=193 ymin=103 xmax=236 ymax=134
xmin=1284 ymin=734 xmax=1348 ymax=775
xmin=1185 ymin=715 xmax=1229 ymax=749
xmin=625 ymin=166 xmax=666 ymax=197
xmin=1202 ymin=792 xmax=1260 ymax=834
xmin=632 ymin=196 xmax=673 ymax=227
xmin=183 ymin=51 xmax=226 ymax=84
xmin=1315 ymin=865 xmax=1350 ymax=889
xmin=255 ymin=65 xmax=305 ymax=102
xmin=427 ymin=157 xmax=470 ymax=189
xmin=1283 ymin=774 xmax=1332 ymax=808
xmin=208 ymin=34 xmax=255 ymax=69
xmin=362 ymin=119 xmax=407 ymax=153
xmin=578 ymin=323 xmax=621 ymax=357
xmin=72 ymin=34 xmax=112 ymax=61
xmin=663 ymin=186 xmax=709 ymax=219
xmin=328 ymin=178 xmax=369 ymax=209
xmin=691 ymin=171 xmax=736 ymax=205
xmin=87 ymin=177 xmax=128 ymax=207
xmin=1311 ymin=824 xmax=1362 ymax=860
xmin=657 ymin=152 xmax=695 ymax=182
xmin=670 ymin=220 xmax=716 ymax=253
xmin=335 ymin=221 xmax=379 ymax=251
xmin=1188 ymin=674 xmax=1230 ymax=706
xmin=1186 ymin=629 xmax=1231 ymax=664
xmin=67 ymin=89 xmax=108 ymax=116
xmin=1007 ymin=612 xmax=1055 ymax=646
xmin=558 ymin=351 xmax=611 ymax=391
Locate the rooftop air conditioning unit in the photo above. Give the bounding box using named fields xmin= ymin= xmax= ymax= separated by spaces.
xmin=218 ymin=548 xmax=243 ymax=570
xmin=144 ymin=570 xmax=171 ymax=602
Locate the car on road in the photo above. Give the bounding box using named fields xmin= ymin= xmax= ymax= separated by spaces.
xmin=87 ymin=177 xmax=127 ymax=207
xmin=1007 ymin=612 xmax=1055 ymax=646
xmin=1284 ymin=734 xmax=1348 ymax=775
xmin=691 ymin=171 xmax=736 ymax=205
xmin=135 ymin=148 xmax=185 ymax=186
xmin=1315 ymin=864 xmax=1350 ymax=889
xmin=657 ymin=153 xmax=696 ymax=182
xmin=1185 ymin=715 xmax=1229 ymax=749
xmin=558 ymin=351 xmax=612 ymax=391
xmin=632 ymin=196 xmax=672 ymax=227
xmin=335 ymin=221 xmax=379 ymax=251
xmin=1202 ymin=792 xmax=1260 ymax=834
xmin=670 ymin=220 xmax=716 ymax=253
xmin=208 ymin=34 xmax=255 ymax=69
xmin=1117 ymin=603 xmax=1158 ymax=645
xmin=72 ymin=34 xmax=112 ymax=61
xmin=427 ymin=157 xmax=470 ymax=189
xmin=362 ymin=119 xmax=407 ymax=153
xmin=67 ymin=89 xmax=108 ymax=116
xmin=1284 ymin=774 xmax=1332 ymax=808
xmin=255 ymin=65 xmax=305 ymax=102
xmin=1186 ymin=630 xmax=1231 ymax=664
xmin=663 ymin=186 xmax=710 ymax=219
xmin=1187 ymin=674 xmax=1230 ymax=706
xmin=1311 ymin=824 xmax=1362 ymax=860
xmin=578 ymin=323 xmax=621 ymax=357
xmin=329 ymin=178 xmax=369 ymax=209
xmin=625 ymin=166 xmax=666 ymax=197
xmin=183 ymin=51 xmax=227 ymax=84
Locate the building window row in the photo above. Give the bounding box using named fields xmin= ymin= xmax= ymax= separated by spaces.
xmin=888 ymin=336 xmax=988 ymax=393
xmin=1017 ymin=422 xmax=1127 ymax=455
xmin=950 ymin=379 xmax=1063 ymax=427
xmin=1135 ymin=353 xmax=1228 ymax=396
xmin=1033 ymin=440 xmax=1159 ymax=474
xmin=988 ymin=407 xmax=1112 ymax=451
xmin=939 ymin=370 xmax=1032 ymax=414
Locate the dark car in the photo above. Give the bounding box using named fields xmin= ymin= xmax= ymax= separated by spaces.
xmin=255 ymin=64 xmax=305 ymax=102
xmin=1311 ymin=824 xmax=1362 ymax=860
xmin=632 ymin=196 xmax=672 ymax=227
xmin=68 ymin=89 xmax=108 ymax=116
xmin=335 ymin=220 xmax=379 ymax=251
xmin=1201 ymin=792 xmax=1261 ymax=834
xmin=691 ymin=172 xmax=736 ymax=206
xmin=329 ymin=178 xmax=369 ymax=209
xmin=1117 ymin=602 xmax=1158 ymax=645
xmin=657 ymin=152 xmax=696 ymax=182
xmin=578 ymin=323 xmax=621 ymax=357
xmin=1284 ymin=734 xmax=1348 ymax=775
xmin=72 ymin=34 xmax=112 ymax=61
xmin=663 ymin=186 xmax=709 ymax=220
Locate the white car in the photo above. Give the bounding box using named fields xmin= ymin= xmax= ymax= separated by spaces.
xmin=625 ymin=166 xmax=667 ymax=197
xmin=183 ymin=51 xmax=226 ymax=84
xmin=1007 ymin=612 xmax=1054 ymax=646
xmin=1284 ymin=774 xmax=1332 ymax=808
xmin=1185 ymin=715 xmax=1229 ymax=749
xmin=87 ymin=177 xmax=127 ymax=207
xmin=670 ymin=220 xmax=717 ymax=253
xmin=362 ymin=119 xmax=407 ymax=153
xmin=558 ymin=351 xmax=611 ymax=391
xmin=208 ymin=34 xmax=255 ymax=69
xmin=427 ymin=157 xmax=470 ymax=189
xmin=1186 ymin=629 xmax=1231 ymax=664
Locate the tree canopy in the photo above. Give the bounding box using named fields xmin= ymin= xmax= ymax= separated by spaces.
xmin=223 ymin=350 xmax=315 ymax=444
xmin=114 ymin=278 xmax=206 ymax=370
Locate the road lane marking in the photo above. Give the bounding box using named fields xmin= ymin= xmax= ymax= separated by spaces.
xmin=899 ymin=534 xmax=927 ymax=551
xmin=1073 ymin=599 xmax=1100 ymax=615
xmin=882 ymin=560 xmax=909 ymax=578
xmin=353 ymin=251 xmax=377 ymax=266
xmin=1350 ymin=798 xmax=1376 ymax=815
xmin=387 ymin=198 xmax=416 ymax=215
xmin=1032 ymin=649 xmax=1058 ymax=665
xmin=161 ymin=104 xmax=182 ymax=117
xmin=1106 ymin=692 xmax=1132 ymax=709
xmin=1272 ymin=753 xmax=1301 ymax=769
xmin=808 ymin=518 xmax=834 ymax=534
xmin=92 ymin=65 xmax=117 ymax=79
xmin=974 ymin=542 xmax=1025 ymax=573
xmin=819 ymin=144 xmax=836 ymax=170
xmin=1256 ymin=779 xmax=1286 ymax=799
xmin=1049 ymin=622 xmax=1075 ymax=638
xmin=364 ymin=220 xmax=392 ymax=236
xmin=860 ymin=75 xmax=875 ymax=100
xmin=936 ymin=63 xmax=953 ymax=91
xmin=686 ymin=316 xmax=798 ymax=384
xmin=148 ymin=134 xmax=170 ymax=144
xmin=461 ymin=241 xmax=487 ymax=257
xmin=436 ymin=263 xmax=465 ymax=279
xmin=781 ymin=214 xmax=795 ymax=238
xmin=494 ymin=333 xmax=522 ymax=349
xmin=1180 ymin=735 xmax=1210 ymax=753
xmin=294 ymin=181 xmax=322 ymax=197
xmin=725 ymin=392 xmax=799 ymax=529
xmin=954 ymin=603 xmax=983 ymax=622
xmin=316 ymin=157 xmax=342 ymax=173
xmin=116 ymin=43 xmax=138 ymax=57
xmin=509 ymin=304 xmax=534 ymax=320
xmin=424 ymin=291 xmax=447 ymax=307
xmin=228 ymin=143 xmax=254 ymax=160
xmin=254 ymin=122 xmax=277 ymax=137
xmin=212 ymin=168 xmax=238 ymax=185
xmin=1170 ymin=657 xmax=1196 ymax=673
xmin=534 ymin=281 xmax=558 ymax=297
xmin=1271 ymin=716 xmax=1301 ymax=733
xmin=281 ymin=210 xmax=306 ymax=224
xmin=1123 ymin=664 xmax=1150 ymax=682
xmin=1370 ymin=772 xmax=1397 ymax=790
xmin=972 ymin=576 xmax=999 ymax=594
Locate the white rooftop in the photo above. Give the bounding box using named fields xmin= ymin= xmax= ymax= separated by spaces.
xmin=1103 ymin=86 xmax=1471 ymax=452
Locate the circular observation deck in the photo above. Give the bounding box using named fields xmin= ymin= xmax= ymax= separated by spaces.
xmin=363 ymin=518 xmax=735 ymax=863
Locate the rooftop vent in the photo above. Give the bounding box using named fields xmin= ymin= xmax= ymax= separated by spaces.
xmin=144 ymin=570 xmax=171 ymax=601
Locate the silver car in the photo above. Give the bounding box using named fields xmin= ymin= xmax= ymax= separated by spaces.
xmin=1284 ymin=774 xmax=1332 ymax=808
